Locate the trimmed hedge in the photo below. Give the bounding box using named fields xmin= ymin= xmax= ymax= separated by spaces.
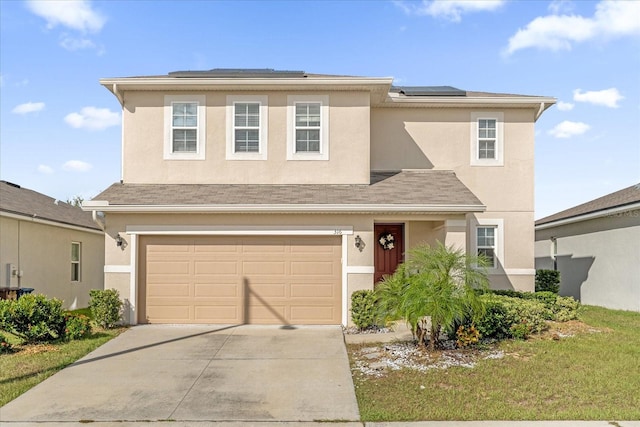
xmin=351 ymin=290 xmax=379 ymax=330
xmin=89 ymin=289 xmax=123 ymax=329
xmin=0 ymin=294 xmax=66 ymax=343
xmin=476 ymin=294 xmax=549 ymax=340
xmin=536 ymin=269 xmax=561 ymax=293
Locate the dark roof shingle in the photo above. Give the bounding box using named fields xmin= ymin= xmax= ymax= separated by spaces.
xmin=0 ymin=181 xmax=101 ymax=230
xmin=536 ymin=183 xmax=640 ymax=226
xmin=92 ymin=170 xmax=483 ymax=211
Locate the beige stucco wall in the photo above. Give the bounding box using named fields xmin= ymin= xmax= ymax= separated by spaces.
xmin=0 ymin=215 xmax=104 ymax=309
xmin=371 ymin=107 xmax=536 ymax=291
xmin=535 ymin=212 xmax=640 ymax=312
xmin=122 ymin=91 xmax=370 ymax=184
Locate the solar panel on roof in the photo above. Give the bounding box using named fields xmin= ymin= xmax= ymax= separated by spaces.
xmin=168 ymin=69 xmax=307 ymax=78
xmin=391 ymin=86 xmax=466 ymax=96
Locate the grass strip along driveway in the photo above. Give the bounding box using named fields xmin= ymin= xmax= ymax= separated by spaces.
xmin=349 ymin=305 xmax=640 ymax=421
xmin=0 ymin=325 xmax=124 ymax=406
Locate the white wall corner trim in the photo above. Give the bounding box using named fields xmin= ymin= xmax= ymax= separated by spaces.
xmin=104 ymin=265 xmax=131 ymax=273
xmin=128 ymin=234 xmax=138 ymax=325
xmin=341 ymin=234 xmax=348 ymax=326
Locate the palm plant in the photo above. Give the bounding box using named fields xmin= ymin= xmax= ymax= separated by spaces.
xmin=376 ymin=242 xmax=489 ymax=350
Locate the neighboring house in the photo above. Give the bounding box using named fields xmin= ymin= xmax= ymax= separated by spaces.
xmin=535 ymin=184 xmax=640 ymax=312
xmin=0 ymin=181 xmax=105 ymax=309
xmin=84 ymin=69 xmax=555 ymax=325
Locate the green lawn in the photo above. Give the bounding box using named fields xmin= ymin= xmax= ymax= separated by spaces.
xmin=349 ymin=306 xmax=640 ymax=421
xmin=0 ymin=327 xmax=124 ymax=406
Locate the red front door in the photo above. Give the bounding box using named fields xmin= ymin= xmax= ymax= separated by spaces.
xmin=374 ymin=223 xmax=405 ymax=284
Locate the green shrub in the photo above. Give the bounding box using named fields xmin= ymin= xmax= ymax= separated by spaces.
xmin=351 ymin=290 xmax=379 ymax=330
xmin=64 ymin=313 xmax=92 ymax=340
xmin=0 ymin=299 xmax=12 ymax=330
xmin=476 ymin=294 xmax=549 ymax=340
xmin=89 ymin=289 xmax=123 ymax=329
xmin=1 ymin=294 xmax=66 ymax=342
xmin=0 ymin=333 xmax=13 ymax=354
xmin=553 ymin=296 xmax=581 ymax=322
xmin=456 ymin=324 xmax=480 ymax=348
xmin=536 ymin=269 xmax=560 ymax=293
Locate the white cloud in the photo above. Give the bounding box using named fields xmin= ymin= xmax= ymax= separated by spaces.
xmin=573 ymin=88 xmax=623 ymax=108
xmin=64 ymin=107 xmax=120 ymax=130
xmin=394 ymin=0 xmax=505 ymax=22
xmin=12 ymin=102 xmax=45 ymax=114
xmin=60 ymin=36 xmax=96 ymax=51
xmin=62 ymin=160 xmax=93 ymax=172
xmin=548 ymin=0 xmax=575 ymax=15
xmin=505 ymin=1 xmax=640 ymax=55
xmin=556 ymin=101 xmax=574 ymax=111
xmin=548 ymin=121 xmax=591 ymax=138
xmin=26 ymin=0 xmax=106 ymax=33
xmin=37 ymin=164 xmax=54 ymax=174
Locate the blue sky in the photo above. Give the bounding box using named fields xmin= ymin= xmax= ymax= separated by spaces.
xmin=1 ymin=0 xmax=638 ymax=219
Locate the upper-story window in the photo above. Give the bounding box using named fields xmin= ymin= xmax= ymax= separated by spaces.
xmin=295 ymin=103 xmax=321 ymax=152
xmin=164 ymin=95 xmax=206 ymax=160
xmin=287 ymin=95 xmax=329 ymax=161
xmin=226 ymin=95 xmax=268 ymax=160
xmin=471 ymin=112 xmax=503 ymax=166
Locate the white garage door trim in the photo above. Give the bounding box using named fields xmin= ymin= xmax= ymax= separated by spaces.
xmin=126 ymin=225 xmax=353 ymax=326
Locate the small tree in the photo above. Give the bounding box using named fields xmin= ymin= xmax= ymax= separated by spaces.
xmin=89 ymin=289 xmax=123 ymax=328
xmin=376 ymin=242 xmax=489 ymax=350
xmin=66 ymin=195 xmax=84 ymax=208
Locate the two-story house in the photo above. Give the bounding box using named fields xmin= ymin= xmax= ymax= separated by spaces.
xmin=84 ymin=69 xmax=555 ymax=325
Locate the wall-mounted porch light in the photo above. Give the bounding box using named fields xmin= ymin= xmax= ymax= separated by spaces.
xmin=354 ymin=235 xmax=365 ymax=252
xmin=115 ymin=233 xmax=128 ymax=250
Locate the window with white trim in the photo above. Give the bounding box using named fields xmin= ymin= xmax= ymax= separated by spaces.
xmin=164 ymin=95 xmax=206 ymax=160
xmin=71 ymin=242 xmax=81 ymax=282
xmin=226 ymin=95 xmax=268 ymax=160
xmin=471 ymin=112 xmax=503 ymax=166
xmin=287 ymin=95 xmax=329 ymax=160
xmin=295 ymin=103 xmax=321 ymax=152
xmin=476 ymin=226 xmax=497 ymax=268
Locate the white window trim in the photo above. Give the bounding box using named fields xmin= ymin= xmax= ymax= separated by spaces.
xmin=164 ymin=94 xmax=206 ymax=160
xmin=226 ymin=95 xmax=268 ymax=160
xmin=71 ymin=241 xmax=81 ymax=282
xmin=287 ymin=94 xmax=329 ymax=161
xmin=470 ymin=112 xmax=503 ymax=166
xmin=471 ymin=219 xmax=504 ymax=271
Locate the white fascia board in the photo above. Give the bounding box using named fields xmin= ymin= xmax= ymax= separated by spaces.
xmin=82 ymin=200 xmax=109 ymax=209
xmin=381 ymin=96 xmax=556 ymax=108
xmin=89 ymin=203 xmax=486 ymax=214
xmin=126 ymin=225 xmax=354 ymax=235
xmin=0 ymin=211 xmax=104 ymax=235
xmin=99 ymin=77 xmax=394 ymax=92
xmin=535 ymin=202 xmax=640 ymax=230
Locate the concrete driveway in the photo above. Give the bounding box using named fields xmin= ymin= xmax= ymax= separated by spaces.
xmin=0 ymin=325 xmax=360 ymax=423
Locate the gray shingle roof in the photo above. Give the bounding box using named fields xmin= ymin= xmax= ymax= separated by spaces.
xmin=92 ymin=170 xmax=484 ymax=211
xmin=536 ymin=183 xmax=640 ymax=226
xmin=0 ymin=181 xmax=101 ymax=230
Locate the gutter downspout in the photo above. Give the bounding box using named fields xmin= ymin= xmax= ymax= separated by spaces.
xmin=91 ymin=210 xmax=106 ymax=231
xmin=535 ymin=102 xmax=546 ymax=121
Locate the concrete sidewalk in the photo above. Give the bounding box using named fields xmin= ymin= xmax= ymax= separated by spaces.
xmin=0 ymin=325 xmax=359 ymax=423
xmin=1 ymin=420 xmax=639 ymax=426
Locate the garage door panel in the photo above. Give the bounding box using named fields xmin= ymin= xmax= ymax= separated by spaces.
xmin=290 ymin=306 xmax=336 ymax=323
xmin=194 ymin=283 xmax=238 ymax=297
xmin=146 ymin=305 xmax=191 ymax=322
xmin=242 ymin=261 xmax=286 ymax=275
xmin=147 ymin=261 xmax=191 ymax=275
xmin=141 ymin=236 xmax=341 ymax=325
xmin=147 ymin=283 xmax=191 ymax=297
xmin=194 ymin=305 xmax=240 ymax=323
xmin=194 ymin=260 xmax=238 ymax=275
xmin=290 ymin=261 xmax=337 ymax=276
xmin=290 ymin=283 xmax=335 ymax=298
